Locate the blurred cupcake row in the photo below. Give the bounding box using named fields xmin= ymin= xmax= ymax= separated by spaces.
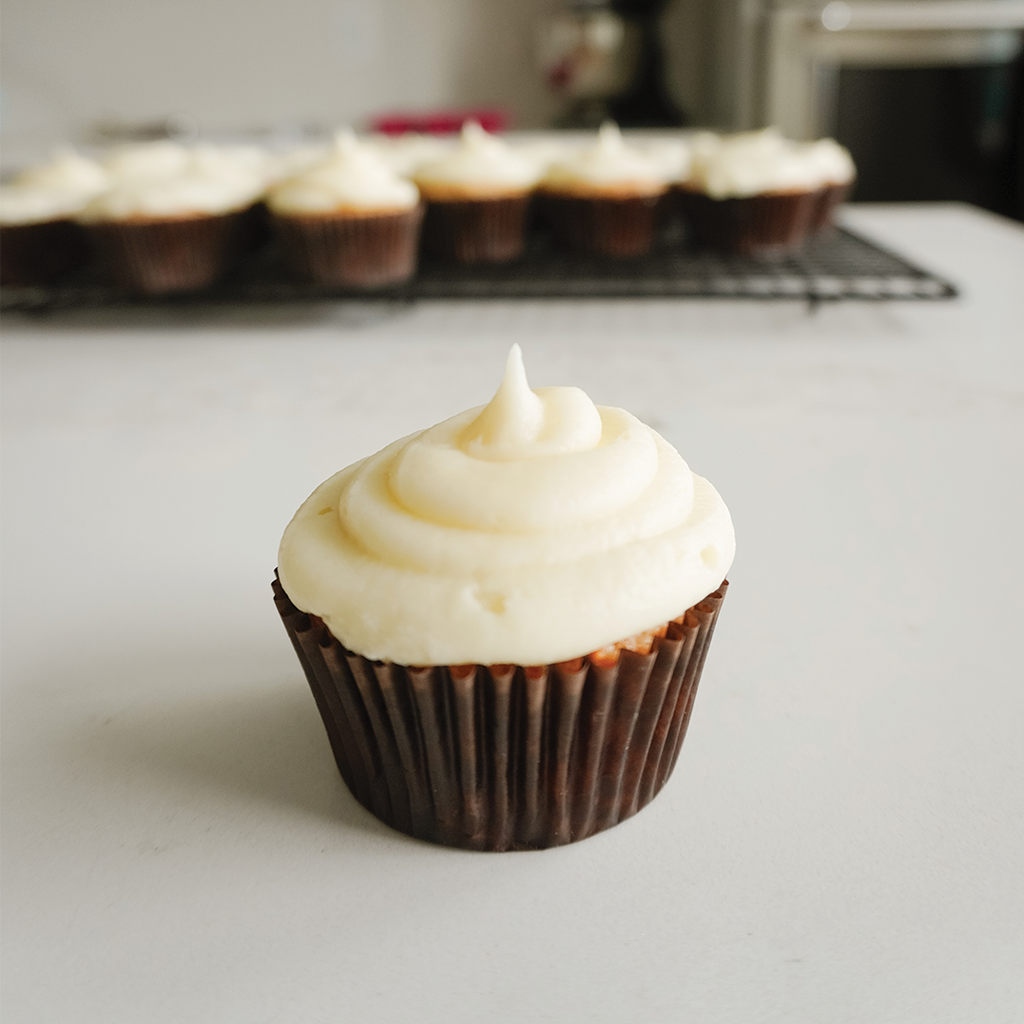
xmin=0 ymin=125 xmax=854 ymax=293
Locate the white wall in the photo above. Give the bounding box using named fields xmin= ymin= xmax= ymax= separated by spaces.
xmin=0 ymin=0 xmax=560 ymax=157
xmin=1 ymin=0 xmax=716 ymax=165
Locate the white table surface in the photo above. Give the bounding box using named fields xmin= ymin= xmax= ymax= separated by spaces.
xmin=2 ymin=203 xmax=1023 ymax=1024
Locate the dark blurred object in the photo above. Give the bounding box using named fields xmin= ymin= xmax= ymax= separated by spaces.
xmin=835 ymin=52 xmax=1024 ymax=221
xmin=607 ymin=0 xmax=685 ymax=126
xmin=0 ymin=220 xmax=91 ymax=285
xmin=539 ymin=0 xmax=685 ymax=128
xmin=371 ymin=109 xmax=508 ymax=136
xmin=83 ymin=115 xmax=199 ymax=145
xmin=762 ymin=3 xmax=1024 ymax=223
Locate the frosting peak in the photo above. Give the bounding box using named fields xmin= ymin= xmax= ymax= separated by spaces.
xmin=541 ymin=120 xmax=669 ymax=195
xmin=461 ymin=344 xmax=600 ymax=460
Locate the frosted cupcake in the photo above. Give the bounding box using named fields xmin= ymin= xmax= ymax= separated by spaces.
xmin=678 ymin=128 xmax=825 ymax=256
xmin=78 ymin=158 xmax=263 ymax=294
xmin=274 ymin=345 xmax=734 ymax=851
xmin=537 ymin=122 xmax=670 ymax=258
xmin=411 ymin=122 xmax=542 ymax=264
xmin=267 ymin=131 xmax=423 ymax=288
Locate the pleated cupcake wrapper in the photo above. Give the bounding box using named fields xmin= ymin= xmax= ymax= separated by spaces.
xmin=86 ymin=212 xmax=246 ymax=294
xmin=273 ymin=576 xmax=727 ymax=851
xmin=273 ymin=206 xmax=424 ymax=288
xmin=421 ymin=195 xmax=531 ymax=264
xmin=0 ymin=219 xmax=91 ymax=286
xmin=676 ymin=188 xmax=819 ymax=257
xmin=538 ymin=192 xmax=662 ymax=258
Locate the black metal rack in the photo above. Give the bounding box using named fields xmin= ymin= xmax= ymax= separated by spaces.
xmin=0 ymin=225 xmax=957 ymax=313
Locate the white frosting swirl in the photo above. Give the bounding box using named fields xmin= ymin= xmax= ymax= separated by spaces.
xmin=102 ymin=141 xmax=193 ymax=182
xmin=78 ymin=169 xmax=261 ymax=221
xmin=798 ymin=138 xmax=856 ymax=186
xmin=541 ymin=122 xmax=669 ymax=196
xmin=687 ymin=128 xmax=847 ymax=199
xmin=267 ymin=131 xmax=419 ymax=215
xmin=0 ymin=185 xmax=91 ymax=225
xmin=13 ymin=148 xmax=109 ymax=201
xmin=412 ymin=122 xmax=542 ymax=196
xmin=278 ymin=346 xmax=734 ymax=666
xmin=633 ymin=136 xmax=692 ymax=184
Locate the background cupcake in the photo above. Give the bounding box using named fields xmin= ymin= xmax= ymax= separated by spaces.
xmin=78 ymin=149 xmax=264 ymax=294
xmin=411 ymin=121 xmax=542 ymax=264
xmin=267 ymin=131 xmax=423 ymax=288
xmin=537 ymin=122 xmax=670 ymax=258
xmin=677 ymin=128 xmax=826 ymax=256
xmin=275 ymin=346 xmax=734 ymax=851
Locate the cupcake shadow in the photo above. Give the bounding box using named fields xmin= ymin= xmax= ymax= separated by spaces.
xmin=63 ymin=641 xmax=405 ymax=841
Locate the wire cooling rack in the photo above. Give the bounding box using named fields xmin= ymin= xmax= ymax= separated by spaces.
xmin=0 ymin=224 xmax=957 ymax=313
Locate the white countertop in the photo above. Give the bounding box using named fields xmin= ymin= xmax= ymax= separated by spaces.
xmin=3 ymin=204 xmax=1023 ymax=1024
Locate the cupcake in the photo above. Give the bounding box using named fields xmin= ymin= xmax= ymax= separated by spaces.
xmin=411 ymin=121 xmax=542 ymax=264
xmin=537 ymin=122 xmax=670 ymax=257
xmin=677 ymin=128 xmax=824 ymax=256
xmin=0 ymin=149 xmax=108 ymax=285
xmin=267 ymin=131 xmax=423 ymax=288
xmin=274 ymin=345 xmax=735 ymax=851
xmin=78 ymin=153 xmax=264 ymax=294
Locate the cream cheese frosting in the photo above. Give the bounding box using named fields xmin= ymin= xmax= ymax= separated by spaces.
xmin=12 ymin=148 xmax=109 ymax=200
xmin=412 ymin=121 xmax=542 ymax=197
xmin=0 ymin=185 xmax=91 ymax=225
xmin=541 ymin=122 xmax=669 ymax=197
xmin=798 ymin=137 xmax=856 ymax=186
xmin=633 ymin=136 xmax=692 ymax=185
xmin=278 ymin=345 xmax=734 ymax=666
xmin=102 ymin=140 xmax=193 ymax=181
xmin=687 ymin=128 xmax=841 ymax=199
xmin=267 ymin=131 xmax=419 ymax=215
xmin=78 ymin=168 xmax=262 ymax=221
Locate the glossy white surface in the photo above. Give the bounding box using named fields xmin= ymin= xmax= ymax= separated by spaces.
xmin=2 ymin=204 xmax=1022 ymax=1023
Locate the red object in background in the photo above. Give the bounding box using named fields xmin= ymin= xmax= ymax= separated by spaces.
xmin=371 ymin=108 xmax=509 ymax=136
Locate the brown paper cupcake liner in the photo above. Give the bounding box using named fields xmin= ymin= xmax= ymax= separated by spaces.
xmin=538 ymin=192 xmax=663 ymax=258
xmin=0 ymin=219 xmax=91 ymax=285
xmin=85 ymin=212 xmax=246 ymax=294
xmin=273 ymin=575 xmax=728 ymax=851
xmin=421 ymin=195 xmax=532 ymax=264
xmin=676 ymin=187 xmax=819 ymax=257
xmin=273 ymin=206 xmax=424 ymax=288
